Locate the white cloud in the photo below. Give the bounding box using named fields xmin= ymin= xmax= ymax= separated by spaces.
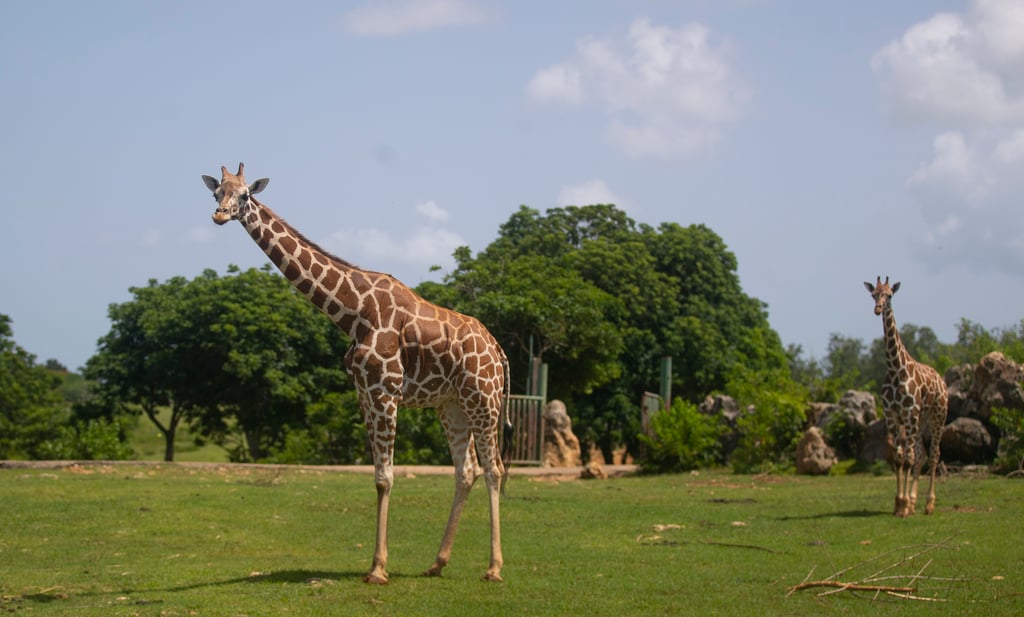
xmin=556 ymin=179 xmax=626 ymax=209
xmin=906 ymin=131 xmax=1024 ymax=273
xmin=336 ymin=0 xmax=498 ymax=36
xmin=875 ymin=1 xmax=1024 ymax=276
xmin=527 ymin=18 xmax=747 ymax=159
xmin=327 ymin=201 xmax=465 ymax=277
xmin=415 ymin=199 xmax=448 ymax=222
xmin=871 ymin=1 xmax=1024 ymax=124
xmin=526 ymin=65 xmax=584 ymax=104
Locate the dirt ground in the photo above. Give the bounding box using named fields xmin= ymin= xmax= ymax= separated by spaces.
xmin=0 ymin=459 xmax=638 ymax=480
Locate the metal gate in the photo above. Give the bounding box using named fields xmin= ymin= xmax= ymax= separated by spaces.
xmin=641 ymin=391 xmax=664 ymax=438
xmin=506 ymin=394 xmax=546 ymax=465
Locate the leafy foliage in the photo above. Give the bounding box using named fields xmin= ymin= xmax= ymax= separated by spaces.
xmin=640 ymin=397 xmax=724 ymax=472
xmin=728 ymin=367 xmax=808 ymax=473
xmin=85 ymin=266 xmax=352 ymax=462
xmin=418 ymin=204 xmax=788 ymax=461
xmin=0 ymin=314 xmax=67 ymax=458
xmin=36 ymin=416 xmax=135 ymax=460
xmin=991 ymin=406 xmax=1024 ymax=475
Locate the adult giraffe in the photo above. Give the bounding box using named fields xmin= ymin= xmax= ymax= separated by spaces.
xmin=203 ymin=163 xmax=511 ymax=583
xmin=864 ymin=276 xmax=948 ymax=517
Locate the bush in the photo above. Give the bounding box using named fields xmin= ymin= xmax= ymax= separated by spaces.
xmin=991 ymin=406 xmax=1024 ymax=475
xmin=640 ymin=398 xmax=723 ymax=472
xmin=728 ymin=368 xmax=807 ymax=474
xmin=823 ymin=411 xmax=867 ymax=460
xmin=37 ymin=416 xmax=134 ymax=460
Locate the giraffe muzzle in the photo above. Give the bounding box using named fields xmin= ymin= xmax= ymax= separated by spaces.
xmin=212 ymin=209 xmax=233 ymax=225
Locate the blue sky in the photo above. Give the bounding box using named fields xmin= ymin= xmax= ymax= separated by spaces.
xmin=4 ymin=0 xmax=1024 ymax=373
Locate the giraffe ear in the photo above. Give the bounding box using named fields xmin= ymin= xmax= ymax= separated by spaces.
xmin=202 ymin=175 xmax=219 ymax=191
xmin=892 ymin=281 xmax=901 ymax=293
xmin=249 ymin=178 xmax=269 ymax=194
xmin=864 ymin=281 xmax=875 ymax=293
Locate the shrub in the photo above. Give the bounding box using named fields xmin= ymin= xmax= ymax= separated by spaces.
xmin=727 ymin=368 xmax=808 ymax=474
xmin=37 ymin=416 xmax=134 ymax=460
xmin=991 ymin=406 xmax=1024 ymax=475
xmin=640 ymin=398 xmax=723 ymax=472
xmin=823 ymin=411 xmax=866 ymax=460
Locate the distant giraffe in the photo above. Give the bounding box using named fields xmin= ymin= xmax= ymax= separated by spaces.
xmin=864 ymin=276 xmax=948 ymax=517
xmin=203 ymin=163 xmax=511 ymax=583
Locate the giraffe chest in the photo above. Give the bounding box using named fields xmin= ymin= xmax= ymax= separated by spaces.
xmin=883 ymin=373 xmax=921 ymax=410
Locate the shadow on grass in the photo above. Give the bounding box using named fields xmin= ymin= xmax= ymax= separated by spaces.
xmin=777 ymin=509 xmax=888 ymax=521
xmin=16 ymin=569 xmax=424 ymax=607
xmin=161 ymin=569 xmax=366 ymax=591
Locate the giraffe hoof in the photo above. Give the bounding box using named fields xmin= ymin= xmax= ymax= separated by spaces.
xmin=482 ymin=570 xmax=504 ymax=583
xmin=423 ymin=565 xmax=444 ymax=578
xmin=363 ymin=571 xmax=389 ymax=585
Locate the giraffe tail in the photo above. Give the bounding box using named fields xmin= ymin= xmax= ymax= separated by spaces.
xmin=499 ymin=353 xmax=514 ymax=497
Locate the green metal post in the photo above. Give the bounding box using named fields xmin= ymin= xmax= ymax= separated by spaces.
xmin=660 ymin=356 xmax=672 ymax=411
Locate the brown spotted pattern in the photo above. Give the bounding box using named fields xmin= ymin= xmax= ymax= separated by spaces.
xmin=865 ymin=276 xmax=948 ymax=517
xmin=204 ymin=163 xmax=509 ymax=583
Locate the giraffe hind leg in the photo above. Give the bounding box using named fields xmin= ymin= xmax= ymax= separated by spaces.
xmin=425 ymin=403 xmax=477 ymax=578
xmin=924 ymin=416 xmax=944 ymax=515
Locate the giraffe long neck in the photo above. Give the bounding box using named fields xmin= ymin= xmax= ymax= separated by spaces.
xmin=240 ymin=199 xmax=369 ymax=336
xmin=881 ymin=305 xmax=911 ymax=375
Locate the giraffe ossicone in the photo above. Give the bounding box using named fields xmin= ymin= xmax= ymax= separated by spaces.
xmin=204 ymin=162 xmax=512 ymax=583
xmin=864 ymin=276 xmax=948 ymax=517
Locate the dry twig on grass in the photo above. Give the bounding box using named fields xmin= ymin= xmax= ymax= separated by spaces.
xmin=787 ymin=534 xmax=968 ymax=602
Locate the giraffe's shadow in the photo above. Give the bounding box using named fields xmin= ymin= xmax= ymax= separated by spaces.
xmin=776 ymin=508 xmax=888 ymax=521
xmin=157 ymin=569 xmax=384 ymax=593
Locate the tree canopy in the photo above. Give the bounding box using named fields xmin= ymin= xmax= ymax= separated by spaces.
xmin=417 ymin=204 xmax=789 ymax=459
xmin=84 ymin=266 xmax=353 ymax=461
xmin=0 ymin=314 xmax=66 ymax=458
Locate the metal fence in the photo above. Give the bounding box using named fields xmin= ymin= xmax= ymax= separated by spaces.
xmin=506 ymin=394 xmax=546 ymax=465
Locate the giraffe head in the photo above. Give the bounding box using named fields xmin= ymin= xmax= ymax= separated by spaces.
xmin=864 ymin=276 xmax=901 ymax=316
xmin=202 ymin=162 xmax=269 ymax=225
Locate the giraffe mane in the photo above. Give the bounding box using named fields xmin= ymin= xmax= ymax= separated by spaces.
xmin=251 ymin=197 xmax=362 ymax=271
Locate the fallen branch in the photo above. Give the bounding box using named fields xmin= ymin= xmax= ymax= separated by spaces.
xmin=788 ymin=580 xmax=913 ymax=594
xmin=788 ymin=534 xmax=967 ymax=602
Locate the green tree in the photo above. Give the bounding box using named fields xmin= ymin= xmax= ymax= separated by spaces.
xmin=0 ymin=314 xmax=67 ymax=458
xmin=86 ymin=266 xmax=353 ymax=461
xmin=419 ymin=204 xmax=789 ymax=462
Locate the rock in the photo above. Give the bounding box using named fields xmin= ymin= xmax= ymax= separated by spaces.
xmin=858 ymin=418 xmax=891 ymax=466
xmin=805 ymin=402 xmax=832 ymax=428
xmin=814 ymin=390 xmax=878 ymax=459
xmin=542 ymin=400 xmax=582 ymax=468
xmin=700 ymin=394 xmax=742 ymax=460
xmin=944 ymin=363 xmax=974 ymax=421
xmin=580 ymin=461 xmax=607 ymax=480
xmin=965 ymin=352 xmax=1024 ymax=424
xmin=795 ymin=427 xmax=838 ymax=475
xmin=940 ymin=417 xmax=995 ymax=463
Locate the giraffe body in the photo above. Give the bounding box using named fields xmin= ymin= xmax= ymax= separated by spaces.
xmin=204 ymin=163 xmax=510 ymax=583
xmin=865 ymin=277 xmax=948 ymax=517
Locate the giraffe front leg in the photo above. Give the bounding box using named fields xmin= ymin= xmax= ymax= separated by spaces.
xmin=362 ymin=398 xmax=398 ymax=585
xmin=364 ymin=476 xmax=392 ymax=585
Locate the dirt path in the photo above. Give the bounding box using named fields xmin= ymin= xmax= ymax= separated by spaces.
xmin=0 ymin=459 xmax=638 ymax=479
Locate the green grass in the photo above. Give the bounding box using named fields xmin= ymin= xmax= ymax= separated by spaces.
xmin=1 ymin=465 xmax=1021 ymax=616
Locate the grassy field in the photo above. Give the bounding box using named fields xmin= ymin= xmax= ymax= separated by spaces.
xmin=1 ymin=464 xmax=1021 ymax=616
